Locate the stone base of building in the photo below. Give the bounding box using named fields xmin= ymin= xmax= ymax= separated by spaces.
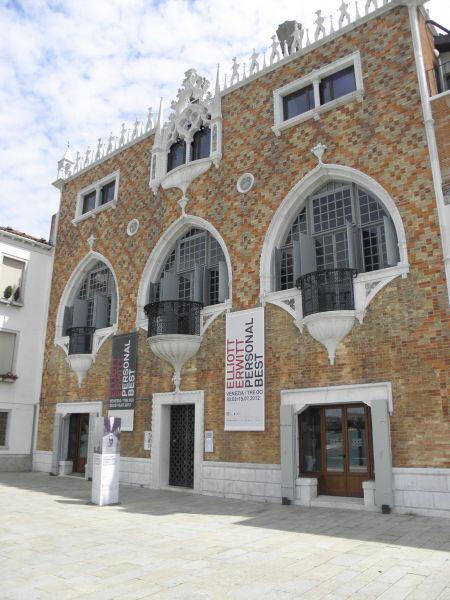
xmin=31 ymin=454 xmax=450 ymax=517
xmin=0 ymin=454 xmax=32 ymax=472
xmin=201 ymin=461 xmax=281 ymax=503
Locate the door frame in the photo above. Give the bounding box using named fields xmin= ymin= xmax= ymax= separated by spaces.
xmin=280 ymin=382 xmax=394 ymax=508
xmin=67 ymin=413 xmax=90 ymax=474
xmin=53 ymin=401 xmax=103 ymax=480
xmin=298 ymin=403 xmax=374 ymax=497
xmin=152 ymin=390 xmax=204 ymax=493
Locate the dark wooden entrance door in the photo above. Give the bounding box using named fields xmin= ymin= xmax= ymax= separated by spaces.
xmin=169 ymin=404 xmax=195 ymax=488
xmin=67 ymin=413 xmax=90 ymax=474
xmin=299 ymin=404 xmax=373 ymax=497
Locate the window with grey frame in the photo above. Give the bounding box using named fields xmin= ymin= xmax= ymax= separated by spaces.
xmin=276 ymin=181 xmax=400 ymax=291
xmin=150 ymin=228 xmax=229 ymax=306
xmin=0 ymin=412 xmax=8 ymax=446
xmin=62 ymin=262 xmax=118 ymax=335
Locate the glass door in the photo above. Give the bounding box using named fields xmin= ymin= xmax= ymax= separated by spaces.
xmin=299 ymin=404 xmax=372 ymax=497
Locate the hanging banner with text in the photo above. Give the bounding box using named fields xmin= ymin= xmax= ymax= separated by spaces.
xmin=225 ymin=307 xmax=265 ymax=431
xmin=108 ymin=332 xmax=137 ymax=432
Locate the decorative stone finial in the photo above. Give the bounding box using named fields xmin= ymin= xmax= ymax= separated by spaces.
xmin=314 ymin=10 xmax=326 ymax=41
xmin=311 ymin=143 xmax=327 ymax=164
xmin=250 ymin=49 xmax=259 ymax=75
xmin=146 ymin=107 xmax=154 ymax=131
xmin=87 ymin=235 xmax=96 ymax=250
xmin=230 ymin=57 xmax=240 ymax=86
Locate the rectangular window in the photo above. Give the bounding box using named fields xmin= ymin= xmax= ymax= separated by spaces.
xmin=100 ymin=181 xmax=115 ymax=205
xmin=82 ymin=191 xmax=96 ymax=214
xmin=178 ymin=275 xmax=191 ymax=300
xmin=283 ymin=84 xmax=315 ymax=121
xmin=0 ymin=331 xmax=16 ymax=374
xmin=315 ymin=231 xmax=348 ymax=270
xmin=319 ymin=66 xmax=356 ymax=105
xmin=280 ymin=247 xmax=294 ymax=290
xmin=0 ymin=257 xmax=25 ymax=301
xmin=0 ymin=412 xmax=8 ymax=446
xmin=312 ymin=186 xmax=352 ymax=234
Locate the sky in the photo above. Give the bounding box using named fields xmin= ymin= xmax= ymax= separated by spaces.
xmin=0 ymin=0 xmax=448 ymax=240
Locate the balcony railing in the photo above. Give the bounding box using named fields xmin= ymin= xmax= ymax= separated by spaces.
xmin=297 ymin=268 xmax=358 ymax=317
xmin=144 ymin=300 xmax=203 ymax=337
xmin=68 ymin=327 xmax=96 ymax=354
xmin=426 ymin=61 xmax=450 ymax=96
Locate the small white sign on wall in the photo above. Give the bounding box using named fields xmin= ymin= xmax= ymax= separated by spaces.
xmin=144 ymin=431 xmax=152 ymax=451
xmin=204 ymin=430 xmax=214 ymax=453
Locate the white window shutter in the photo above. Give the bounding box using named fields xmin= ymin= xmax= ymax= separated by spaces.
xmin=93 ymin=294 xmax=110 ymax=329
xmin=72 ymin=299 xmax=88 ymax=328
xmin=62 ymin=306 xmax=73 ymax=335
xmin=193 ymin=264 xmax=206 ymax=303
xmin=0 ymin=331 xmax=16 ymax=373
xmin=110 ymin=289 xmax=117 ymax=324
xmin=383 ymin=216 xmax=399 ymax=266
xmin=293 ymin=239 xmax=301 ymax=285
xmin=160 ymin=272 xmax=178 ymax=301
xmin=299 ymin=233 xmax=317 ymax=275
xmin=218 ymin=261 xmax=229 ymax=303
xmin=346 ymin=220 xmax=357 ymax=269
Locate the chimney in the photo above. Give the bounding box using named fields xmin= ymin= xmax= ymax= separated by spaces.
xmin=276 ymin=21 xmax=298 ymax=56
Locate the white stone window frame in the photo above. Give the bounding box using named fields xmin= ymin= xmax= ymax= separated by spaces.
xmin=73 ymin=170 xmax=120 ymax=225
xmin=272 ymin=51 xmax=364 ymax=136
xmin=54 ymin=251 xmax=119 ymax=358
xmin=0 ymin=327 xmax=19 ymax=378
xmin=0 ymin=251 xmax=28 ymax=307
xmin=136 ymin=214 xmax=232 ymax=335
xmin=0 ymin=409 xmax=11 ymax=449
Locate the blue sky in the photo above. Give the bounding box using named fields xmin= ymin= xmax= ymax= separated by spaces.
xmin=0 ymin=0 xmax=448 ymax=239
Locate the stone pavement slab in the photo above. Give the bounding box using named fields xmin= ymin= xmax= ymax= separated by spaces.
xmin=0 ymin=472 xmax=450 ymax=599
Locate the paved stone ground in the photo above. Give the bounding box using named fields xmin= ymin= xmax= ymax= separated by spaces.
xmin=1 ymin=473 xmax=450 ymax=600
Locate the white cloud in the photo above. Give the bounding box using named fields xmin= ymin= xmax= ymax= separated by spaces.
xmin=0 ymin=0 xmax=447 ymax=238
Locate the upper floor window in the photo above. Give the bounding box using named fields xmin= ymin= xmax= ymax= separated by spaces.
xmin=167 ymin=139 xmax=186 ymax=171
xmin=151 ymin=228 xmax=229 ymax=307
xmin=283 ymin=85 xmax=315 ymax=121
xmin=0 ymin=256 xmax=25 ymax=304
xmin=74 ymin=171 xmax=119 ymax=223
xmin=0 ymin=331 xmax=17 ymax=375
xmin=276 ymin=181 xmax=400 ymax=291
xmin=191 ymin=126 xmax=211 ymax=161
xmin=319 ymin=66 xmax=356 ymax=104
xmin=167 ymin=128 xmax=211 ymax=173
xmin=273 ymin=52 xmax=363 ymax=135
xmin=62 ymin=262 xmax=117 ymax=335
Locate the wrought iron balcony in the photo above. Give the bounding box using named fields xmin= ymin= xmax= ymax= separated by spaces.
xmin=297 ymin=268 xmax=358 ymax=318
xmin=426 ymin=60 xmax=450 ymax=96
xmin=144 ymin=300 xmax=203 ymax=337
xmin=68 ymin=326 xmax=95 ymax=355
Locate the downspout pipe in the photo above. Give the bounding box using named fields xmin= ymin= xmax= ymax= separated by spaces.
xmin=406 ymin=0 xmax=450 ymax=304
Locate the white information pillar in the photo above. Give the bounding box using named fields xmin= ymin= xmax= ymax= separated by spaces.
xmin=91 ymin=417 xmax=121 ymax=506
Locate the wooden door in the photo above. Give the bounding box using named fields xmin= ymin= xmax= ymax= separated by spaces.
xmin=299 ymin=404 xmax=372 ymax=497
xmin=67 ymin=413 xmax=90 ymax=474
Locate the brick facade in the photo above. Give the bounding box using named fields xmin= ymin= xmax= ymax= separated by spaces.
xmin=37 ymin=4 xmax=450 ymax=484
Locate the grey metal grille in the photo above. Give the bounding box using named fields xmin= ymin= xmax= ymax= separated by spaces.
xmin=0 ymin=412 xmax=7 ymax=446
xmin=169 ymin=404 xmax=195 ymax=488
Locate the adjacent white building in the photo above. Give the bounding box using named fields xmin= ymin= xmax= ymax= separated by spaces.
xmin=0 ymin=227 xmax=53 ymax=471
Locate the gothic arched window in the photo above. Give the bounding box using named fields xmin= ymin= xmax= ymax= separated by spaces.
xmin=167 ymin=139 xmax=186 ymax=172
xmin=150 ymin=228 xmax=229 ymax=306
xmin=63 ymin=262 xmax=118 ymax=334
xmin=276 ymin=181 xmax=399 ymax=291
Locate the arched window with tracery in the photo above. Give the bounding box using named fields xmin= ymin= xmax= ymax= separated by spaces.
xmin=150 ymin=228 xmax=229 ymax=306
xmin=62 ymin=261 xmax=118 ymax=335
xmin=276 ymin=181 xmax=399 ymax=291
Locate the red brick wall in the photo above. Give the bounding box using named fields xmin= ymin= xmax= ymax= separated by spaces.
xmin=37 ymin=5 xmax=450 ymax=468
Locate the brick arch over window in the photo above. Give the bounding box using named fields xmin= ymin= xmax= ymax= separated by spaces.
xmin=260 ymin=163 xmax=409 ymax=297
xmin=136 ymin=215 xmax=232 ymax=327
xmin=55 ymin=251 xmax=119 ymax=341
